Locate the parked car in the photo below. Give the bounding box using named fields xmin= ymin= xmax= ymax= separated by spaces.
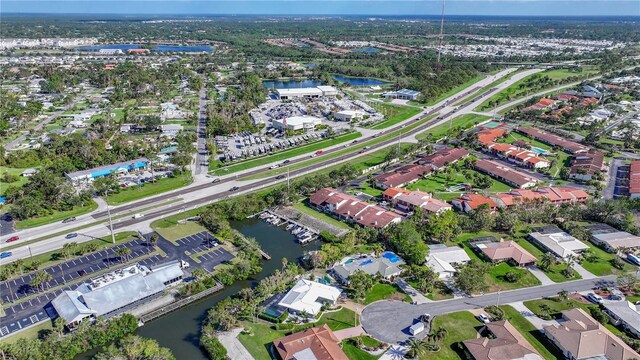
xmin=7 ymin=236 xmax=19 ymax=243
xmin=586 ymin=293 xmax=604 ymax=304
xmin=420 ymin=313 xmax=431 ymax=323
xmin=0 ymin=252 xmax=12 ymax=259
xmin=65 ymin=233 xmax=78 ymax=239
xmin=269 ymin=165 xmax=280 ymax=169
xmin=477 ymin=313 xmax=490 ymax=323
xmin=62 ymin=217 xmax=76 ymax=223
xmin=608 ymin=294 xmax=625 ymax=301
xmin=315 ymin=150 xmax=324 ymax=155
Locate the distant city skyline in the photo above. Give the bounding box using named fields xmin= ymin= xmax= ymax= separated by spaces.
xmin=3 ymin=0 xmax=640 ymax=16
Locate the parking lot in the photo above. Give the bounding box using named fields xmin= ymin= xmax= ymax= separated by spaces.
xmin=613 ymin=163 xmax=629 ymax=198
xmin=0 ymin=237 xmax=154 ymax=304
xmin=218 ymin=130 xmax=331 ymax=162
xmin=172 ymin=231 xmax=234 ymax=271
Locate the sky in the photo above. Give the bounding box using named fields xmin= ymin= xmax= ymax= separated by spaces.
xmin=3 ymin=0 xmax=640 ymax=16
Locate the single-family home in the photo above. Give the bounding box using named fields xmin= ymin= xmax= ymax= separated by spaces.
xmin=277 ymin=279 xmax=341 ymax=316
xmin=426 ymin=244 xmax=471 ymax=279
xmin=474 ymin=240 xmax=537 ymax=267
xmin=584 ymin=223 xmax=640 ymax=252
xmin=463 ymin=320 xmax=543 ymax=360
xmin=331 ymin=252 xmax=405 ymax=284
xmin=527 ymin=226 xmax=589 ymax=259
xmin=601 ymin=300 xmax=640 ymax=338
xmin=273 ymin=324 xmax=348 ymax=360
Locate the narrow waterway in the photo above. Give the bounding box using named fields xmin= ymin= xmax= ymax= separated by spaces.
xmin=131 ymin=219 xmax=321 ymax=359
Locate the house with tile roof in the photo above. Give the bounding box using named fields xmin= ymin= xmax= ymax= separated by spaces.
xmin=483 ymin=142 xmax=551 ymax=169
xmin=569 ymin=150 xmax=605 ymax=181
xmin=474 ymin=240 xmax=537 ymax=267
xmin=474 ymin=159 xmax=538 ymax=189
xmin=463 ymin=320 xmax=543 ymax=360
xmin=382 ymin=188 xmax=452 ymax=214
xmin=374 ymin=164 xmax=432 ymax=189
xmin=515 ymin=127 xmax=589 ymax=154
xmin=417 ymin=147 xmax=469 ymax=170
xmin=450 ymin=193 xmax=498 ymax=213
xmin=543 ymin=308 xmax=640 ymax=360
xmin=273 ymin=324 xmax=348 ymax=360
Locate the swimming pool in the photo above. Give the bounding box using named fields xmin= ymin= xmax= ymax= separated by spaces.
xmin=530 ymin=146 xmax=548 ymax=155
xmin=381 ymin=252 xmax=401 ymax=263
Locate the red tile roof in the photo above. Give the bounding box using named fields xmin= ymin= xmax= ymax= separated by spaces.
xmin=419 ymin=148 xmax=469 ymax=169
xmin=452 ymin=193 xmax=497 ymax=210
xmin=474 ymin=159 xmax=538 ymax=188
xmin=375 ymin=164 xmax=431 ymax=188
xmin=630 ymin=160 xmax=640 ymax=196
xmin=478 ymin=128 xmax=507 ymax=145
xmin=478 ymin=241 xmax=537 ymax=265
xmin=273 ymin=324 xmax=348 ymax=360
xmin=310 ymin=188 xmax=401 ymax=229
xmin=570 ymin=150 xmax=604 ymax=176
xmin=516 ymin=127 xmax=589 ymax=154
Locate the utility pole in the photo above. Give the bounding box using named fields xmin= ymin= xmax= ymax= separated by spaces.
xmin=27 ymin=246 xmax=33 ymax=261
xmin=105 ymin=190 xmax=116 ymax=244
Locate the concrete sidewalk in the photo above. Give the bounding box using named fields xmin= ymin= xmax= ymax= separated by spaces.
xmin=218 ymin=328 xmax=254 ymax=360
xmin=527 ymin=266 xmax=555 ymax=285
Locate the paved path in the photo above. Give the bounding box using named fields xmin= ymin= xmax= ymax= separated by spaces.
xmin=218 ymin=328 xmax=254 ymax=360
xmin=396 ymin=278 xmax=431 ymax=304
xmin=361 ymin=275 xmax=616 ymax=343
xmin=508 ymin=301 xmax=558 ymax=330
xmin=334 ymin=325 xmax=365 ymax=341
xmin=526 ymin=266 xmax=555 ymax=286
xmin=573 ymin=263 xmax=597 ymax=279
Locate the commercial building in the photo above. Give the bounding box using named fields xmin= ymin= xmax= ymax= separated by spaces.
xmin=331 ymin=252 xmax=405 ymax=283
xmin=382 ymin=89 xmax=421 ymax=101
xmin=52 ymin=262 xmax=184 ymax=328
xmin=272 ymin=115 xmax=322 ymax=131
xmin=426 ymin=244 xmax=471 ymax=279
xmin=544 ymin=308 xmax=640 ymax=360
xmin=273 ymin=324 xmax=348 ymax=360
xmin=65 ymin=158 xmax=150 ymax=186
xmin=275 ymin=86 xmax=338 ymax=100
xmin=310 ymin=188 xmax=402 ymax=230
xmin=629 ymin=160 xmax=640 ymax=199
xmin=463 ymin=320 xmax=543 ymax=360
xmin=333 ymin=110 xmax=364 ymax=121
xmin=278 ymin=279 xmax=341 ymax=316
xmin=527 ymin=225 xmax=589 ymax=259
xmin=602 ymin=300 xmax=640 ymax=338
xmin=474 ymin=159 xmax=539 ymax=189
xmin=584 ymin=223 xmax=640 ymax=251
xmin=382 ymin=188 xmax=452 ymax=214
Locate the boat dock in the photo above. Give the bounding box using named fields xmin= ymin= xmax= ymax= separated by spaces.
xmin=259 ymin=210 xmax=319 ymax=244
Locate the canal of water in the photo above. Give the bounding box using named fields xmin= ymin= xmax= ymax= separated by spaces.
xmin=130 ymin=219 xmax=321 ymax=359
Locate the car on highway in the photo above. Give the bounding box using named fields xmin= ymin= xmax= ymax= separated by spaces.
xmin=282 ymin=159 xmax=291 ymax=164
xmin=477 ymin=313 xmax=490 ymax=323
xmin=133 ymin=213 xmax=144 ymax=219
xmin=211 ymin=178 xmax=221 ymax=183
xmin=65 ymin=233 xmax=78 ymax=239
xmin=229 ymin=186 xmax=240 ymax=191
xmin=351 ymin=140 xmax=358 ymax=144
xmin=62 ymin=217 xmax=76 ymax=223
xmin=586 ymin=293 xmax=603 ymax=304
xmin=315 ymin=150 xmax=324 ymax=155
xmin=275 ymin=174 xmax=286 ymax=180
xmin=358 ymin=150 xmax=365 ymax=154
xmin=7 ymin=236 xmax=19 ymax=243
xmin=269 ymin=164 xmax=280 ymax=169
xmin=0 ymin=252 xmax=12 ymax=259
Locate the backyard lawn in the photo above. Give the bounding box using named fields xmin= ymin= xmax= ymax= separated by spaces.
xmin=500 ymin=305 xmax=563 ymax=360
xmin=105 ymin=172 xmax=193 ymax=205
xmin=369 ymin=103 xmax=421 ymax=130
xmin=406 ymin=169 xmax=512 ymax=201
xmin=0 ymin=167 xmax=30 ymax=195
xmin=364 ymin=283 xmax=412 ymax=304
xmin=523 ymin=297 xmax=597 ymax=320
xmin=424 ymin=311 xmax=480 ymax=360
xmin=292 ymin=201 xmax=351 ymax=230
xmin=342 ymin=341 xmax=381 ymax=360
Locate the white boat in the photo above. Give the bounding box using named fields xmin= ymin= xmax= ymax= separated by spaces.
xmin=286 ymin=223 xmax=294 ymax=231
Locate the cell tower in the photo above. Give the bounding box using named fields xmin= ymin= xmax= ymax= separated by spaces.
xmin=436 ymin=0 xmax=446 ymax=70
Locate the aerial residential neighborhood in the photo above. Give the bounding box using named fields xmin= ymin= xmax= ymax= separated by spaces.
xmin=0 ymin=2 xmax=639 ymax=360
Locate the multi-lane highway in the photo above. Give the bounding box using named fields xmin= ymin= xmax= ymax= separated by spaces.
xmin=1 ymin=67 xmax=548 ymax=263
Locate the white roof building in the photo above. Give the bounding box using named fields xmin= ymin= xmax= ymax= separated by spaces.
xmin=334 ymin=110 xmax=365 ymax=121
xmin=276 ymin=86 xmax=338 ymax=100
xmin=426 ymin=245 xmax=471 ymax=279
xmin=272 ymin=115 xmax=322 ymax=131
xmin=602 ymin=300 xmax=640 ymax=338
xmin=528 ymin=226 xmax=590 ymax=259
xmin=278 ymin=279 xmax=342 ymax=316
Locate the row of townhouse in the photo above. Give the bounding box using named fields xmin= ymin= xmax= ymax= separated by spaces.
xmin=515 ymin=126 xmax=605 ymax=181
xmin=483 ymin=142 xmax=551 ymax=169
xmin=382 ymin=188 xmax=452 ymax=214
xmin=309 ymin=188 xmax=402 ymax=230
xmin=450 ymin=186 xmax=589 ymax=213
xmin=629 ymin=160 xmax=640 ymax=199
xmin=374 ymin=148 xmax=470 ymax=189
xmin=474 ymin=159 xmax=539 ymax=188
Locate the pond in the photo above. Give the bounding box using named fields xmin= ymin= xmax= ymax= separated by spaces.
xmin=262 ymin=79 xmax=324 ymax=89
xmin=133 ymin=219 xmax=321 ymax=359
xmin=331 ymin=74 xmax=392 ymax=86
xmin=351 ymin=47 xmax=381 ymax=53
xmin=76 ymin=44 xmax=213 ymax=52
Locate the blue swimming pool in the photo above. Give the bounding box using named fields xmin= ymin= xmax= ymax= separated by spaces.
xmin=381 ymin=252 xmax=401 ymax=263
xmin=530 ymin=147 xmax=548 ymax=155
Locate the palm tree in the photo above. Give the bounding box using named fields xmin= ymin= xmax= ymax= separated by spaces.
xmin=371 ymin=244 xmax=384 ymax=256
xmin=116 ymin=247 xmax=132 ymax=263
xmin=150 ymin=233 xmax=159 ymax=249
xmin=281 ymin=257 xmax=288 ymax=271
xmin=191 ymin=268 xmax=207 ymax=280
xmin=539 ymin=253 xmax=556 ymax=271
xmin=30 ymin=271 xmax=53 ymax=293
xmin=406 ymin=337 xmax=428 ymax=359
xmin=558 ymin=290 xmax=569 ymax=303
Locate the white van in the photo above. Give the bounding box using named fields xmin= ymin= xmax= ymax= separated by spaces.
xmin=133 ymin=213 xmax=144 ymax=219
xmin=409 ymin=322 xmax=424 ymax=335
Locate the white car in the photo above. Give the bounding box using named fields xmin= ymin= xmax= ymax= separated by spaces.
xmin=269 ymin=165 xmax=279 ymax=169
xmin=133 ymin=213 xmax=144 ymax=219
xmin=477 ymin=313 xmax=490 ymax=323
xmin=586 ymin=293 xmax=603 ymax=304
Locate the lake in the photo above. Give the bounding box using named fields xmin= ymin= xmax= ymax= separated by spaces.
xmin=352 ymin=47 xmax=381 ymax=53
xmin=262 ymin=79 xmax=324 ymax=89
xmin=331 ymin=74 xmax=392 ymax=86
xmin=76 ymin=44 xmax=213 ymax=52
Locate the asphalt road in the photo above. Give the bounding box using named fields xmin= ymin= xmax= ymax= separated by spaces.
xmin=361 ymin=275 xmax=617 ymax=343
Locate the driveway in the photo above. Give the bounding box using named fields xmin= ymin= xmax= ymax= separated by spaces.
xmin=508 ymin=301 xmax=558 ymax=330
xmin=526 ymin=266 xmax=555 ymax=285
xmin=361 ymin=275 xmax=616 ymax=343
xmin=334 ymin=325 xmax=365 ymax=341
xmin=396 ymin=278 xmax=431 ymax=304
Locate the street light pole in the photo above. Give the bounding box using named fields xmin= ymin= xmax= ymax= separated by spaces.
xmin=105 ymin=190 xmax=116 ymax=244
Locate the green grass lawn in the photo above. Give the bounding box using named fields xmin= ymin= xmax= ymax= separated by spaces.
xmin=407 ymin=279 xmax=454 ymax=300
xmin=210 ymin=132 xmax=361 ymax=175
xmin=476 ymin=68 xmax=599 ymax=111
xmin=523 ymin=297 xmax=597 ymax=320
xmin=342 ymin=341 xmax=381 ymax=360
xmin=154 ymin=221 xmax=207 ymax=242
xmin=515 ymin=238 xmax=581 ymax=282
xmin=238 ymin=308 xmax=359 ymax=360
xmin=15 ymin=200 xmax=98 ymax=230
xmin=425 ymin=311 xmax=481 ymax=360
xmin=0 ymin=320 xmax=53 ymax=345
xmin=369 ymin=103 xmax=422 ymax=130
xmin=422 ymin=75 xmax=485 ymax=106
xmin=406 ymin=169 xmax=512 ymax=201
xmin=105 ymin=172 xmax=193 ymax=205
xmin=416 ymin=114 xmax=491 ymax=141
xmin=292 ymin=201 xmax=352 ymax=230
xmin=486 ymin=262 xmax=541 ymax=292
xmin=500 ymin=305 xmax=563 ymax=360
xmin=453 ymin=70 xmax=528 ymax=106
xmin=364 ymin=283 xmax=412 ymax=304
xmin=580 ymin=242 xmax=632 ymax=276
xmin=352 ymin=182 xmax=383 ymax=198
xmin=0 ymin=167 xmax=30 ymax=196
